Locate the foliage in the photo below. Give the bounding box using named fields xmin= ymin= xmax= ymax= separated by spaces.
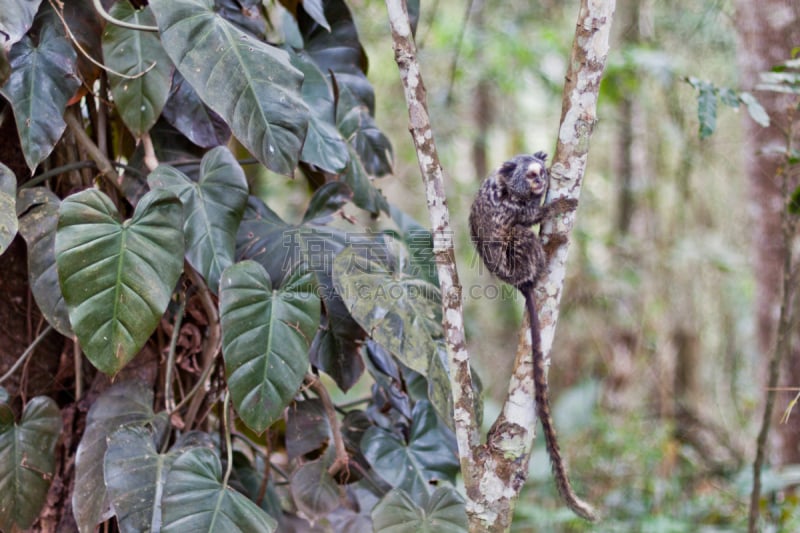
xmin=0 ymin=0 xmax=460 ymax=530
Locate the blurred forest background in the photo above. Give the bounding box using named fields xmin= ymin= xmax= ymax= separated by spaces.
xmin=289 ymin=0 xmax=798 ymax=530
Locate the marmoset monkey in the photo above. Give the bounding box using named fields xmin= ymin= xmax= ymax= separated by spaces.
xmin=469 ymin=152 xmax=596 ymax=521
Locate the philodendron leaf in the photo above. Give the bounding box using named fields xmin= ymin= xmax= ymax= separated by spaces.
xmin=372 ymin=487 xmax=467 ymax=533
xmin=333 ymin=245 xmax=441 ymax=375
xmin=16 ymin=187 xmax=72 ymax=336
xmin=73 ymin=381 xmax=168 ymax=533
xmin=0 ymin=396 xmax=61 ymax=532
xmin=361 ymin=401 xmax=458 ymax=496
xmin=289 ymin=459 xmax=342 ymax=520
xmin=0 ymin=0 xmax=43 ymax=51
xmin=55 ymin=188 xmax=184 ymax=375
xmin=150 ymin=0 xmax=309 ymax=176
xmin=220 ymin=261 xmax=320 ymax=432
xmin=0 ymin=8 xmax=80 ymax=172
xmin=290 ymin=50 xmax=349 ymax=173
xmin=148 ymin=146 xmax=248 ymax=293
xmin=102 ymin=1 xmax=173 ymax=136
xmin=161 ymin=447 xmax=278 ymax=532
xmin=105 ymin=427 xmax=213 ymax=533
xmin=0 ymin=162 xmax=17 ymax=255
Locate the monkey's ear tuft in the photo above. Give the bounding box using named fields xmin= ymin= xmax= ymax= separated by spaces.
xmin=533 ymin=151 xmax=548 ymax=162
xmin=498 ymin=160 xmax=517 ymax=177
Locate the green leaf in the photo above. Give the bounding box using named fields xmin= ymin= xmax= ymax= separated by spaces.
xmin=341 ymin=144 xmax=388 ymax=215
xmin=337 ymin=84 xmax=393 ymax=177
xmin=105 ymin=427 xmax=212 ymax=533
xmin=0 ymin=0 xmax=43 ymax=50
xmin=361 ymin=401 xmax=458 ymax=496
xmin=102 ymin=1 xmax=173 ymax=136
xmin=162 ymin=447 xmax=278 ymax=532
xmin=301 ymin=181 xmax=353 ymax=223
xmin=148 ymin=146 xmax=249 ymax=293
xmin=290 ymin=50 xmax=349 ymax=173
xmin=16 ymin=187 xmax=72 ymax=336
xmin=333 ymin=245 xmax=441 ymax=375
xmin=299 ymin=0 xmax=373 ymax=113
xmin=0 ymin=162 xmax=17 ymax=256
xmin=739 ymin=92 xmax=770 ymax=127
xmin=220 ymin=261 xmax=320 ymax=432
xmin=694 ymin=79 xmax=716 ymax=139
xmin=372 ymin=487 xmax=468 ymax=533
xmin=0 ymin=396 xmax=61 ymax=531
xmin=150 ymin=0 xmax=309 ymax=176
xmin=55 ymin=188 xmax=184 ymax=375
xmin=290 ymin=459 xmax=341 ymax=519
xmin=789 ymin=186 xmax=800 ymax=216
xmin=162 ymin=71 xmax=231 ymax=148
xmin=73 ymin=381 xmax=168 ymax=533
xmin=0 ymin=9 xmax=80 ymax=172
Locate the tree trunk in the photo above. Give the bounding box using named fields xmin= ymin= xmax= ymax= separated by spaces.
xmin=735 ymin=0 xmax=800 ymax=464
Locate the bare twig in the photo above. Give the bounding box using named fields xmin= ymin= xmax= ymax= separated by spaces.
xmin=385 ymin=0 xmax=480 ymax=484
xmin=64 ymin=110 xmax=123 ymax=193
xmin=748 ymin=110 xmax=798 ymax=533
xmin=179 ymin=264 xmax=222 ymax=428
xmin=0 ymin=326 xmax=53 ymax=385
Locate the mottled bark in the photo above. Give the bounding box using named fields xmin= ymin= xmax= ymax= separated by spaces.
xmin=735 ymin=0 xmax=800 ymax=465
xmin=386 ymin=0 xmax=615 ymax=530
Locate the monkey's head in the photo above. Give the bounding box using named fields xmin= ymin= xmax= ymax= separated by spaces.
xmin=497 ymin=152 xmax=549 ymax=200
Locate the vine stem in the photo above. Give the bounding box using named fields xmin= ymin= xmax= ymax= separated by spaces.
xmin=91 ymin=0 xmax=158 ymax=32
xmin=305 ymin=374 xmax=349 ymax=478
xmin=221 ymin=391 xmax=234 ymax=487
xmin=747 ymin=109 xmax=798 ymax=533
xmin=0 ymin=326 xmax=53 ymax=385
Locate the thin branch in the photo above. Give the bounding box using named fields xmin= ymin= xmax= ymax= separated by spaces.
xmin=180 ymin=264 xmax=222 ymax=428
xmin=221 ymin=391 xmax=234 ymax=487
xmin=748 ymin=110 xmax=798 ymax=533
xmin=0 ymin=326 xmax=53 ymax=385
xmin=64 ymin=110 xmax=124 ymax=194
xmin=305 ymin=374 xmax=349 ymax=478
xmin=385 ymin=0 xmax=480 ymax=480
xmin=164 ymin=293 xmax=187 ymax=413
xmin=141 ymin=133 xmax=159 ymax=171
xmin=498 ymin=0 xmax=615 ymax=442
xmin=91 ymin=0 xmax=158 ymax=32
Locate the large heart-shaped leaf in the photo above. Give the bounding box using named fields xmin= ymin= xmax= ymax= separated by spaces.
xmin=162 ymin=71 xmax=230 ymax=148
xmin=290 ymin=50 xmax=349 ymax=173
xmin=372 ymin=487 xmax=467 ymax=533
xmin=0 ymin=0 xmax=43 ymax=51
xmin=220 ymin=261 xmax=320 ymax=432
xmin=150 ymin=0 xmax=309 ymax=176
xmin=0 ymin=9 xmax=80 ymax=172
xmin=235 ymin=195 xmax=368 ymax=391
xmin=290 ymin=459 xmax=341 ymax=520
xmin=0 ymin=162 xmax=16 ymax=255
xmin=102 ymin=1 xmax=173 ymax=136
xmin=16 ymin=187 xmax=72 ymax=336
xmin=105 ymin=427 xmax=213 ymax=533
xmin=148 ymin=146 xmax=248 ymax=293
xmin=333 ymin=246 xmax=441 ymax=375
xmin=161 ymin=447 xmax=277 ymax=532
xmin=361 ymin=401 xmax=458 ymax=496
xmin=0 ymin=396 xmax=61 ymax=531
xmin=55 ymin=188 xmax=184 ymax=375
xmin=73 ymin=381 xmax=168 ymax=533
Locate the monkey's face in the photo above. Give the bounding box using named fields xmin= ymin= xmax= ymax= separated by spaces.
xmin=498 ymin=153 xmax=549 ymax=200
